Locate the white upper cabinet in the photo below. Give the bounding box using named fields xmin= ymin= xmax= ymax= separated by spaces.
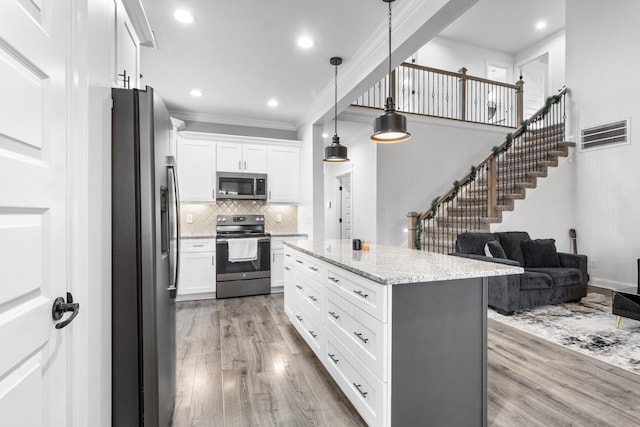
xmin=177 ymin=135 xmax=216 ymax=202
xmin=115 ymin=0 xmax=140 ymax=89
xmin=217 ymin=142 xmax=267 ymax=173
xmin=268 ymin=146 xmax=300 ymax=203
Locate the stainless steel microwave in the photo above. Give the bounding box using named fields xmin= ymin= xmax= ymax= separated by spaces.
xmin=217 ymin=172 xmax=267 ymax=200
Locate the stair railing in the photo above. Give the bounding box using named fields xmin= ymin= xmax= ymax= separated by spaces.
xmin=353 ymin=62 xmax=524 ymax=128
xmin=407 ymin=86 xmax=568 ymax=253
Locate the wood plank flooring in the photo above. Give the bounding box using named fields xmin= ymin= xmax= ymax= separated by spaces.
xmin=174 ymin=293 xmax=640 ymax=426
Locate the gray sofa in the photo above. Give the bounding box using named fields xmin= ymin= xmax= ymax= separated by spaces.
xmin=452 ymin=231 xmax=588 ymax=315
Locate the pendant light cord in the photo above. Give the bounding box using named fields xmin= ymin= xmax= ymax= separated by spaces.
xmin=334 ymin=62 xmax=338 ymax=137
xmin=388 ymin=1 xmax=392 ymax=101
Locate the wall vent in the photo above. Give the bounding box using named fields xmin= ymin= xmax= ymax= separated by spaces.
xmin=580 ymin=118 xmax=630 ymax=151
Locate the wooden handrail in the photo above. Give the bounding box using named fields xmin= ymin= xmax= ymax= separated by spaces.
xmin=399 ymin=62 xmax=519 ymax=90
xmin=417 ymin=86 xmax=568 ymax=222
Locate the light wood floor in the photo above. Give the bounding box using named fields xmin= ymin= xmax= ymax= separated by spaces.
xmin=173 ymin=293 xmax=640 ymax=427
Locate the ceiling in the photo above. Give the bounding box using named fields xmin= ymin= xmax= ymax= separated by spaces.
xmin=139 ymin=0 xmax=565 ymax=131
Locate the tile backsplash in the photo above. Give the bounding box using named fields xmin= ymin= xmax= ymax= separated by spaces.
xmin=180 ymin=200 xmax=298 ymax=236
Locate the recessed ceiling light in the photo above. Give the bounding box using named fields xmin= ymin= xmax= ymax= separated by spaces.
xmin=174 ymin=9 xmax=196 ymax=24
xmin=297 ymin=37 xmax=314 ymax=49
xmin=267 ymin=99 xmax=278 ymax=107
xmin=536 ymin=20 xmax=547 ymax=30
xmin=190 ymin=89 xmax=203 ymax=97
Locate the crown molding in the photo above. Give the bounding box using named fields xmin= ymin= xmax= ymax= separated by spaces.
xmin=168 ymin=110 xmax=298 ymax=132
xmin=122 ymin=0 xmax=156 ymax=48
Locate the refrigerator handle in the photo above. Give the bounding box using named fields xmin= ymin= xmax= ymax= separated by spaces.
xmin=167 ymin=156 xmax=180 ymax=299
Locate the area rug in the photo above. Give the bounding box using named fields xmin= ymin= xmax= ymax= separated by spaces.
xmin=487 ymin=292 xmax=640 ymax=375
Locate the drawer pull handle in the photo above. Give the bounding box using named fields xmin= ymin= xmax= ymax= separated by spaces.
xmin=328 ymin=276 xmax=340 ymax=283
xmin=309 ymin=295 xmax=318 ymax=302
xmin=192 ymin=244 xmax=205 ymax=247
xmin=284 ymin=266 xmax=291 ymax=271
xmin=353 ymin=290 xmax=369 ymax=299
xmin=309 ymin=266 xmax=318 ymax=272
xmin=296 ymin=260 xmax=304 ymax=264
xmin=328 ymin=311 xmax=340 ymax=320
xmin=328 ymin=353 xmax=339 ymax=364
xmin=353 ymin=383 xmax=368 ymax=398
xmin=285 ymin=253 xmax=292 ymax=258
xmin=354 ymin=332 xmax=369 ymax=344
xmin=309 ymin=330 xmax=317 ymax=338
xmin=296 ymin=285 xmax=303 ymax=290
xmin=296 ymin=315 xmax=303 ymax=322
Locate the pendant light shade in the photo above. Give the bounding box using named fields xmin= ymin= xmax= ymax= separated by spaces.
xmin=371 ymin=0 xmax=411 ymax=143
xmin=324 ymin=57 xmax=349 ymax=163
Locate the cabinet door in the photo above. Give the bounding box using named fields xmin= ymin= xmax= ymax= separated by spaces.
xmin=178 ymin=138 xmax=216 ymax=202
xmin=178 ymin=252 xmax=216 ymax=295
xmin=217 ymin=142 xmax=243 ymax=172
xmin=271 ymin=248 xmax=284 ymax=290
xmin=115 ymin=0 xmax=139 ymax=89
xmin=243 ymin=144 xmax=268 ymax=173
xmin=268 ymin=146 xmax=300 ymax=203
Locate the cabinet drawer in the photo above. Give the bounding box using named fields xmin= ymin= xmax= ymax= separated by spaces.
xmin=291 ymin=303 xmax=324 ymax=354
xmin=326 ymin=267 xmax=387 ymax=322
xmin=293 ymin=252 xmax=325 ymax=281
xmin=325 ymin=331 xmax=386 ymax=427
xmin=181 ymin=238 xmax=216 ymax=252
xmin=294 ymin=273 xmax=324 ymax=318
xmin=326 ymin=288 xmax=387 ymax=381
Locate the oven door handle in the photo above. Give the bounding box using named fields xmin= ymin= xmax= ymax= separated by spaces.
xmin=216 ymin=238 xmax=271 ymax=244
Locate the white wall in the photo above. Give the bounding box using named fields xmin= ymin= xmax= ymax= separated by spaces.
xmin=566 ymin=0 xmax=640 ymax=288
xmin=414 ymin=36 xmax=515 ymax=80
xmin=324 ymin=121 xmax=378 ymax=243
xmin=515 ymin=30 xmax=566 ymax=96
xmin=492 ymin=155 xmax=576 ymax=253
xmin=376 ymin=116 xmax=508 ymax=246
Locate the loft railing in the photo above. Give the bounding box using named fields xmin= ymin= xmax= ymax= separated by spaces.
xmin=407 ymin=86 xmax=568 ymax=253
xmin=353 ymin=63 xmax=524 ymax=128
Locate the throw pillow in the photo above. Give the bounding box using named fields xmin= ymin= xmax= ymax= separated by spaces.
xmin=520 ymin=239 xmax=561 ymax=268
xmin=484 ymin=240 xmax=508 ymax=259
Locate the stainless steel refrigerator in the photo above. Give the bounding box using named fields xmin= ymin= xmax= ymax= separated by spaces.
xmin=112 ymin=86 xmax=179 ymax=426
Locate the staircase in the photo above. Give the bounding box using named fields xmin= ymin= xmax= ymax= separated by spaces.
xmin=409 ymin=87 xmax=570 ymax=253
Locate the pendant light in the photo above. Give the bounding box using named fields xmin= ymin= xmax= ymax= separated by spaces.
xmin=324 ymin=57 xmax=350 ymax=162
xmin=371 ymin=0 xmax=411 ymax=143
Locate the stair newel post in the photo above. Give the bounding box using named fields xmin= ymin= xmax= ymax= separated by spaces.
xmin=407 ymin=212 xmax=419 ymax=249
xmin=487 ymin=157 xmax=498 ymax=218
xmin=516 ymin=76 xmax=524 ymax=125
xmin=458 ymin=67 xmax=467 ymax=121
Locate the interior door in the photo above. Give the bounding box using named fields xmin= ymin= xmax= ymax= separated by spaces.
xmin=0 ymin=0 xmax=70 ymax=425
xmin=339 ymin=174 xmax=352 ymax=240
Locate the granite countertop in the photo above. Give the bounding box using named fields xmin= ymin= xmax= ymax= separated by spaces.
xmin=181 ymin=232 xmax=307 ymax=239
xmin=284 ymin=239 xmax=523 ymax=285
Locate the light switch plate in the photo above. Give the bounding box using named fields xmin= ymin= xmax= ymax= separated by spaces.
xmin=276 ymin=214 xmax=282 ymax=223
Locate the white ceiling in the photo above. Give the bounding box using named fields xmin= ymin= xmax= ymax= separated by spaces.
xmin=139 ymin=0 xmax=565 ymax=130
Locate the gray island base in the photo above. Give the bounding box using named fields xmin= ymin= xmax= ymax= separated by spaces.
xmin=283 ymin=239 xmax=522 ymax=427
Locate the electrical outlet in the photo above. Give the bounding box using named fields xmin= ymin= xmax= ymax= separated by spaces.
xmin=589 ymin=260 xmax=596 ymax=269
xmin=276 ymin=214 xmax=282 ymax=223
xmin=186 ymin=213 xmax=193 ymax=224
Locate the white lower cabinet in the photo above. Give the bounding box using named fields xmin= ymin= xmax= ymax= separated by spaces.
xmin=178 ymin=239 xmax=216 ymax=298
xmin=285 ymin=246 xmax=388 ymax=427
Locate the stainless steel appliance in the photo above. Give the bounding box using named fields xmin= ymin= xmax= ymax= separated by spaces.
xmin=216 ymin=214 xmax=271 ymax=298
xmin=217 ymin=172 xmax=267 ymax=200
xmin=112 ymin=86 xmax=178 ymax=426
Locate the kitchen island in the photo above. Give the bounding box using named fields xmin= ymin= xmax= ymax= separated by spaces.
xmin=283 ymin=239 xmax=522 ymax=427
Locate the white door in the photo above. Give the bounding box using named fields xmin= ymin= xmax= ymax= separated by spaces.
xmin=0 ymin=1 xmax=70 ymax=425
xmin=339 ymin=174 xmax=352 ymax=239
xmin=521 ymin=55 xmax=548 ymax=122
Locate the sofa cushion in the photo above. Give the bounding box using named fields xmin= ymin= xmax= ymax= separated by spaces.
xmin=496 ymin=232 xmax=531 ymax=265
xmin=520 ymin=271 xmax=554 ymax=290
xmin=526 ymin=267 xmax=583 ymax=287
xmin=456 ymin=232 xmax=498 ymax=255
xmin=520 ymin=239 xmax=561 ymax=268
xmin=484 ymin=240 xmax=508 ymax=259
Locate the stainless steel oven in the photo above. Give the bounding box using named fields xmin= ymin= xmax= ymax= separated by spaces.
xmin=216 ymin=214 xmax=271 ymax=298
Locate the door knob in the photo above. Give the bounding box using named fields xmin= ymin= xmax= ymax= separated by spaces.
xmin=52 ymin=292 xmax=80 ymax=329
